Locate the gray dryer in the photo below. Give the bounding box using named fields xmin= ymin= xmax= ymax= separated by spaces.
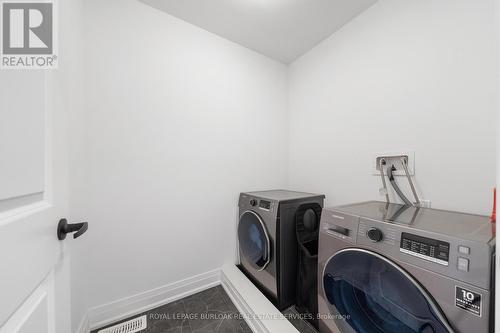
xmin=318 ymin=201 xmax=495 ymax=333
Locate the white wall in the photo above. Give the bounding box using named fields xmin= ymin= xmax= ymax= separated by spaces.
xmin=288 ymin=0 xmax=497 ymax=215
xmin=70 ymin=0 xmax=289 ymax=330
xmin=70 ymin=0 xmax=497 ymax=330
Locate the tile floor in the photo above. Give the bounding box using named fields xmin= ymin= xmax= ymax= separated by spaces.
xmin=91 ymin=286 xmax=251 ymax=333
xmin=91 ymin=285 xmax=318 ymax=333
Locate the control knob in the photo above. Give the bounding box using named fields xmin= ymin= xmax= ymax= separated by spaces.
xmin=250 ymin=199 xmax=257 ymax=206
xmin=367 ymin=228 xmax=383 ymax=242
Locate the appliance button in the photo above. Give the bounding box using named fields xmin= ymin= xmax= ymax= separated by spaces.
xmin=367 ymin=228 xmax=383 ymax=242
xmin=457 ymin=257 xmax=469 ymax=272
xmin=458 ymin=246 xmax=470 ymax=255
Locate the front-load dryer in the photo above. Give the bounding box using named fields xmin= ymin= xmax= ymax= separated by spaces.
xmin=238 ymin=190 xmax=324 ymax=310
xmin=318 ymin=201 xmax=495 ymax=333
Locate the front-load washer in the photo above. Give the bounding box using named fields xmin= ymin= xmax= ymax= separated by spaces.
xmin=238 ymin=190 xmax=324 ymax=310
xmin=318 ymin=201 xmax=495 ymax=333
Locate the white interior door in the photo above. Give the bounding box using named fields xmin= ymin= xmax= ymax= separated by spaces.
xmin=0 ymin=70 xmax=73 ymax=332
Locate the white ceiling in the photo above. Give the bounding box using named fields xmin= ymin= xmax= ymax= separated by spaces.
xmin=139 ymin=0 xmax=377 ymax=64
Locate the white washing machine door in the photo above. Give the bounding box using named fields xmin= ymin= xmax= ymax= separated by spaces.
xmin=238 ymin=210 xmax=271 ymax=271
xmin=322 ymin=248 xmax=455 ymax=333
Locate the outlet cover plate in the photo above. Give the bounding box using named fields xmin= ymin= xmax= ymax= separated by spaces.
xmin=420 ymin=199 xmax=431 ymax=208
xmin=372 ymin=151 xmax=415 ymax=176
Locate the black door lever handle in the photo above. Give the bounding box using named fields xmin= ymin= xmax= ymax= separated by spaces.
xmin=57 ymin=218 xmax=88 ymax=240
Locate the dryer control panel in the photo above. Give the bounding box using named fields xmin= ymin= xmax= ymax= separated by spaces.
xmin=353 ymin=216 xmax=493 ymax=290
xmin=400 ymin=232 xmax=450 ymax=266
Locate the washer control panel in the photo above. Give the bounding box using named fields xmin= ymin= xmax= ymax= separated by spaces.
xmin=259 ymin=200 xmax=271 ymax=210
xmin=400 ymin=232 xmax=450 ymax=266
xmin=325 ymin=203 xmax=494 ymax=291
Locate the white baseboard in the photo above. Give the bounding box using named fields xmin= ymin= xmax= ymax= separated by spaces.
xmin=79 ymin=265 xmax=297 ymax=333
xmin=87 ymin=269 xmax=221 ymax=331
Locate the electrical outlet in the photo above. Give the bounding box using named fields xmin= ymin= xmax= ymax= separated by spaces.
xmin=420 ymin=200 xmax=431 ymax=208
xmin=372 ymin=151 xmax=415 ymax=176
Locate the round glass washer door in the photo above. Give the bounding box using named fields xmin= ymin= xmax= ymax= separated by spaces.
xmin=322 ymin=248 xmax=454 ymax=333
xmin=238 ymin=210 xmax=271 ymax=271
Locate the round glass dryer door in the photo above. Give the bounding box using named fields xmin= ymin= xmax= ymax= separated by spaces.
xmin=238 ymin=211 xmax=271 ymax=271
xmin=323 ymin=248 xmax=454 ymax=333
